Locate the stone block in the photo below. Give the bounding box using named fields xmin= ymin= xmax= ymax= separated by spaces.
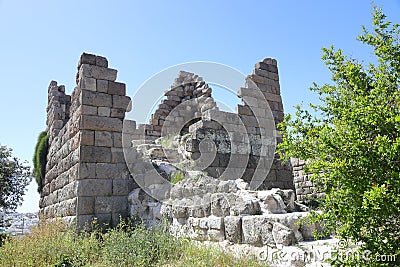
xmin=294 ymin=176 xmax=304 ymax=183
xmin=210 ymin=193 xmax=230 ymax=217
xmin=95 ymin=163 xmax=116 ymax=178
xmin=208 ymin=229 xmax=225 ymax=242
xmin=113 ymin=132 xmax=122 ymax=147
xmin=229 ymin=154 xmax=248 ymax=168
xmin=95 ymin=196 xmax=113 ymax=214
xmin=96 ymin=56 xmax=108 ymax=68
xmin=189 ymin=201 xmax=206 ymax=218
xmin=276 ymin=169 xmax=293 ymax=182
xmin=238 ymin=87 xmax=266 ymax=100
xmin=263 ymin=92 xmax=282 ymax=103
xmin=108 ymin=81 xmax=126 ymax=96
xmin=79 ymin=163 xmax=96 ymax=179
xmin=240 ymin=114 xmax=258 ymax=127
xmin=80 ymin=90 xmax=112 ymax=107
xmin=122 ymin=120 xmax=137 ymax=133
xmin=199 ymin=217 xmax=208 ymax=229
xmin=111 ymin=108 xmax=125 ymax=118
xmin=79 ymin=53 xmax=96 ymax=66
xmin=111 ymin=147 xmax=125 ymax=163
xmin=208 ymin=216 xmax=224 ymax=230
xmin=224 ymin=216 xmax=242 ymax=243
xmin=113 ymin=95 xmax=131 ymax=110
xmin=113 ymin=196 xmax=128 ymax=214
xmin=249 ymin=75 xmax=279 ymax=87
xmin=79 ymin=77 xmax=96 ymax=91
xmin=258 ymin=190 xmax=287 ymax=214
xmin=262 ymin=58 xmax=277 ymax=66
xmin=97 ymin=80 xmax=109 ymax=93
xmin=241 ymin=215 xmax=274 ymax=246
xmin=81 ymin=115 xmax=122 ymax=132
xmin=98 ymin=107 xmax=111 ymax=117
xmin=272 ymin=222 xmax=297 ymax=246
xmin=236 ymin=104 xmax=253 ymax=116
xmin=256 ymin=83 xmax=275 ymax=94
xmin=241 ymin=95 xmax=259 ymax=108
xmin=116 ymin=163 xmax=131 ymax=179
xmin=255 ymin=62 xmax=278 ymax=73
xmin=253 ymin=68 xmax=274 ymax=79
xmin=80 ymin=146 xmax=111 ymax=163
xmin=76 ymin=214 xmax=95 ymax=228
xmin=113 ymin=179 xmax=133 ymax=195
xmin=95 ymin=131 xmax=113 ymax=147
xmin=217 ymin=180 xmax=237 ymax=193
xmin=77 ymin=179 xmax=112 ymax=197
xmin=230 ymin=195 xmax=261 ymax=215
xmin=265 ymin=170 xmax=277 ymax=182
xmin=172 ymin=203 xmax=188 ymax=219
xmin=57 ymin=181 xmax=77 ymax=201
xmin=77 ymin=196 xmax=95 ymax=215
xmin=80 ymin=64 xmax=117 ymax=81
xmin=299 ymin=220 xmax=317 ymax=241
xmin=61 ymin=198 xmax=77 ymax=217
xmin=80 ymin=130 xmax=94 ymax=146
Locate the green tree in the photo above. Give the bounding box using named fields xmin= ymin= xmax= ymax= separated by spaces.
xmin=0 ymin=145 xmax=31 ymax=212
xmin=278 ymin=8 xmax=400 ymax=266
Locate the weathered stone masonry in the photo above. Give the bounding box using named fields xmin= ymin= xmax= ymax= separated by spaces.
xmin=41 ymin=53 xmax=136 ymax=227
xmin=41 ymin=53 xmax=311 ymax=232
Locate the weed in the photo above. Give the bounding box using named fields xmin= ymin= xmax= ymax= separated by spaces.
xmin=170 ymin=171 xmax=186 ymax=184
xmin=0 ymin=218 xmax=269 ymax=267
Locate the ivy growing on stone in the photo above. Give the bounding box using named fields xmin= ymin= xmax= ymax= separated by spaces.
xmin=33 ymin=131 xmax=49 ymax=193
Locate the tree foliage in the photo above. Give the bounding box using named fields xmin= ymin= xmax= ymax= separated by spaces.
xmin=0 ymin=145 xmax=31 ymax=212
xmin=33 ymin=131 xmax=48 ymax=193
xmin=278 ymin=8 xmax=400 ymax=266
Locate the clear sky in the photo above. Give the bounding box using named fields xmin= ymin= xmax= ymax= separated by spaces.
xmin=1 ymin=0 xmax=399 ymax=213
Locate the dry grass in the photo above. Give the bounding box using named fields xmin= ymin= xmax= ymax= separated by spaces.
xmin=0 ymin=219 xmax=268 ymax=267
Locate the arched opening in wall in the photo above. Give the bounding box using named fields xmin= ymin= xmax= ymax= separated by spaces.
xmin=180 ymin=117 xmax=201 ymax=136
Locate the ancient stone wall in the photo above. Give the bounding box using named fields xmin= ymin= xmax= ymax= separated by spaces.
xmin=40 ymin=53 xmax=136 ymax=227
xmin=291 ymin=158 xmax=322 ymax=202
xmin=41 ymin=52 xmax=298 ymax=230
xmin=178 ymin=60 xmax=293 ymax=190
xmin=167 ymin=177 xmax=315 ymax=247
xmin=145 ymin=71 xmax=217 ymax=139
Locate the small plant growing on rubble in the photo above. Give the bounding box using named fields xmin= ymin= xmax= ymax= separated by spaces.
xmin=170 ymin=171 xmax=186 ymax=184
xmin=157 ymin=134 xmax=179 ymax=149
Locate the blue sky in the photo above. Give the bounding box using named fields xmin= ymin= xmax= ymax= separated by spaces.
xmin=1 ymin=0 xmax=399 ymax=212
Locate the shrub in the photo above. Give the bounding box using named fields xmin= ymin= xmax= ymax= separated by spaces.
xmin=0 ymin=145 xmax=31 ymax=212
xmin=0 ymin=219 xmax=266 ymax=267
xmin=278 ymin=7 xmax=400 ymax=266
xmin=0 ymin=232 xmax=9 ymax=247
xmin=33 ymin=131 xmax=49 ymax=193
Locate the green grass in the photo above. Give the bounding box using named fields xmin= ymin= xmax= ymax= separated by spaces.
xmin=0 ymin=219 xmax=268 ymax=267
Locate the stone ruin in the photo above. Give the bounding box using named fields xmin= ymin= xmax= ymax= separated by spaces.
xmin=40 ymin=53 xmax=320 ymax=248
